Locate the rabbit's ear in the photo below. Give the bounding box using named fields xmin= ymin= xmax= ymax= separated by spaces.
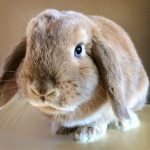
xmin=0 ymin=37 xmax=26 ymax=108
xmin=90 ymin=17 xmax=129 ymax=120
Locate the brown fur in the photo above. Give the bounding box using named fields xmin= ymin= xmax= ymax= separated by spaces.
xmin=0 ymin=9 xmax=149 ymax=142
xmin=0 ymin=37 xmax=26 ymax=107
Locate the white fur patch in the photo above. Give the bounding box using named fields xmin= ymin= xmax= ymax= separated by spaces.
xmin=74 ymin=131 xmax=106 ymax=143
xmin=120 ymin=110 xmax=140 ymax=131
xmin=74 ymin=125 xmax=107 ymax=143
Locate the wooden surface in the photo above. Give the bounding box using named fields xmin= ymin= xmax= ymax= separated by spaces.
xmin=0 ymin=97 xmax=149 ymax=150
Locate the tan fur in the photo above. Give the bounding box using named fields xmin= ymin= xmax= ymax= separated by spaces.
xmin=0 ymin=9 xmax=149 ymax=142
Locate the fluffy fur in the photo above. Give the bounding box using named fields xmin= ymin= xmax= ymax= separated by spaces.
xmin=0 ymin=9 xmax=149 ymax=142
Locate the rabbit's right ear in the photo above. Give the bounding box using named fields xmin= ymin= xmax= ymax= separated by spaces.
xmin=89 ymin=16 xmax=130 ymax=121
xmin=0 ymin=37 xmax=26 ymax=108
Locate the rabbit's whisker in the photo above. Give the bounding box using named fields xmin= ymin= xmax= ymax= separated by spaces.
xmin=0 ymin=97 xmax=29 ymax=140
xmin=6 ymin=2 xmax=27 ymax=23
xmin=0 ymin=71 xmax=17 ymax=74
xmin=0 ymin=79 xmax=16 ymax=82
xmin=0 ymin=88 xmax=17 ymax=96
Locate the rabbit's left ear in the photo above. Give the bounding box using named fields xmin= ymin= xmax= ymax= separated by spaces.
xmin=0 ymin=37 xmax=26 ymax=108
xmin=89 ymin=16 xmax=129 ymax=120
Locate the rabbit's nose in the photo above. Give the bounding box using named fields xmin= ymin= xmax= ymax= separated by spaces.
xmin=45 ymin=90 xmax=56 ymax=97
xmin=30 ymin=87 xmax=56 ymax=98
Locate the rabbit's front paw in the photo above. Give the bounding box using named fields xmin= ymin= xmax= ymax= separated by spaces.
xmin=74 ymin=125 xmax=107 ymax=142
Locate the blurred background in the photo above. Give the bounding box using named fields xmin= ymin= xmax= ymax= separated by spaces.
xmin=0 ymin=0 xmax=149 ymax=102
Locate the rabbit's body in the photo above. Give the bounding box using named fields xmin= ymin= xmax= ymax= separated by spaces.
xmin=0 ymin=9 xmax=149 ymax=142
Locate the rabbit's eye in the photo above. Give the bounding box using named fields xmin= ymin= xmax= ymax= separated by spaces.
xmin=74 ymin=44 xmax=83 ymax=58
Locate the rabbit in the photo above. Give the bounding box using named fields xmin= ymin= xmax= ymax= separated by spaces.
xmin=0 ymin=9 xmax=149 ymax=142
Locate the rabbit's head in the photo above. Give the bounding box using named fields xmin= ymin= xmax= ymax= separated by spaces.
xmin=18 ymin=10 xmax=99 ymax=111
xmin=0 ymin=9 xmax=129 ymax=119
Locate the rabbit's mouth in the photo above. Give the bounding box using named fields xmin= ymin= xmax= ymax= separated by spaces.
xmin=39 ymin=104 xmax=76 ymax=112
xmin=27 ymin=98 xmax=76 ymax=112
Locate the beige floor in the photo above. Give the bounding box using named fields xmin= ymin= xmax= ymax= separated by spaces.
xmin=0 ymin=97 xmax=149 ymax=150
